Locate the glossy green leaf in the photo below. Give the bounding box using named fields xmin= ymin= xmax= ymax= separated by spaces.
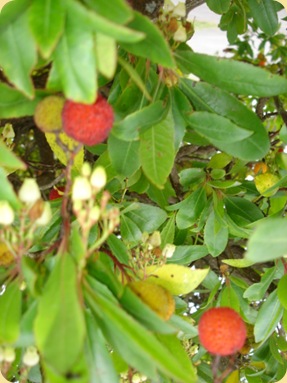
xmin=68 ymin=0 xmax=144 ymax=43
xmin=120 ymin=214 xmax=143 ymax=242
xmin=29 ymin=0 xmax=65 ymax=58
xmin=121 ymin=12 xmax=175 ymax=68
xmin=176 ymin=188 xmax=207 ymax=230
xmin=176 ymin=50 xmax=287 ymax=97
xmin=254 ymin=290 xmax=283 ymax=343
xmin=82 ymin=0 xmax=133 ymax=24
xmin=106 ymin=234 xmax=129 ymax=265
xmin=35 ymin=253 xmax=86 ymax=374
xmin=85 ymin=278 xmax=196 ymax=382
xmin=161 ymin=215 xmax=176 ymax=249
xmin=95 ymin=33 xmax=117 ymax=79
xmin=248 ymin=0 xmax=278 ymax=36
xmin=145 ymin=264 xmax=209 ymax=295
xmin=204 ymin=210 xmax=228 ymax=257
xmin=0 ymin=0 xmax=31 ymax=30
xmin=85 ymin=311 xmax=118 ymax=383
xmin=277 ymin=274 xmax=287 ymax=310
xmin=220 ymin=285 xmax=240 ymax=311
xmin=206 ymin=0 xmax=231 ymax=14
xmin=245 ymin=218 xmax=287 ymax=262
xmin=53 ymin=8 xmax=97 ymax=103
xmin=0 ymin=10 xmax=37 ymax=98
xmin=170 ymin=245 xmax=209 ymax=265
xmin=0 ymin=168 xmax=21 ymax=209
xmin=108 ymin=134 xmax=140 ymax=177
xmin=180 ymin=80 xmax=270 ymax=161
xmin=139 ymin=115 xmax=175 ymax=189
xmin=0 ymin=280 xmax=22 ymax=344
xmin=224 ymin=196 xmax=264 ymax=226
xmin=112 ymin=101 xmax=167 ymax=141
xmin=0 ymin=140 xmax=26 ymax=171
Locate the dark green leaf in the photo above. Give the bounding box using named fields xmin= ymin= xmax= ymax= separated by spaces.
xmin=106 ymin=234 xmax=130 ymax=265
xmin=176 ymin=188 xmax=207 ymax=230
xmin=108 ymin=134 xmax=140 ymax=177
xmin=180 ymin=80 xmax=270 ymax=160
xmin=124 ymin=202 xmax=167 ymax=233
xmin=161 ymin=215 xmax=176 ymax=248
xmin=204 ymin=210 xmax=228 ymax=257
xmin=82 ymin=0 xmax=133 ymax=24
xmin=121 ymin=12 xmax=175 ymax=68
xmin=29 ymin=0 xmax=65 ymax=58
xmin=176 ymin=50 xmax=287 ymax=97
xmin=254 ymin=290 xmax=283 ymax=343
xmin=244 ymin=267 xmax=277 ymax=301
xmin=206 ymin=0 xmax=231 ymax=14
xmin=120 ymin=214 xmax=143 ymax=243
xmin=0 ymin=280 xmax=22 ymax=343
xmin=277 ymin=274 xmax=287 ymax=310
xmin=139 ymin=114 xmax=175 ymax=189
xmin=224 ymin=196 xmax=264 ymax=226
xmin=169 ymin=245 xmax=209 ymax=265
xmin=248 ymin=0 xmax=279 ymax=36
xmin=0 ymin=10 xmax=37 ymax=98
xmin=245 ymin=218 xmax=287 ymax=262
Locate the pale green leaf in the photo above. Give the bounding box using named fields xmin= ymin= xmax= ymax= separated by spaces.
xmin=95 ymin=33 xmax=117 ymax=79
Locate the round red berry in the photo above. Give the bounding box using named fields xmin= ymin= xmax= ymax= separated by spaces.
xmin=62 ymin=95 xmax=114 ymax=146
xmin=198 ymin=307 xmax=247 ymax=356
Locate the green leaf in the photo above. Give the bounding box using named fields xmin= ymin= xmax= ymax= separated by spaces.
xmin=0 ymin=168 xmax=21 ymax=210
xmin=145 ymin=264 xmax=209 ymax=295
xmin=161 ymin=215 xmax=176 ymax=249
xmin=123 ymin=202 xmax=167 ymax=233
xmin=169 ymin=87 xmax=190 ymax=149
xmin=220 ymin=285 xmax=240 ymax=311
xmin=204 ymin=210 xmax=228 ymax=257
xmin=176 ymin=188 xmax=207 ymax=230
xmin=180 ymin=80 xmax=270 ymax=161
xmin=117 ymin=56 xmax=151 ymax=101
xmin=254 ymin=290 xmax=283 ymax=343
xmin=224 ymin=196 xmax=264 ymax=226
xmin=121 ymin=12 xmax=175 ymax=68
xmin=85 ymin=310 xmax=118 ymax=383
xmin=82 ymin=0 xmax=133 ymax=24
xmin=0 ymin=140 xmax=26 ymax=171
xmin=244 ymin=267 xmax=277 ymax=301
xmin=112 ymin=100 xmax=167 ymax=141
xmin=170 ymin=245 xmax=209 ymax=265
xmin=277 ymin=274 xmax=287 ymax=310
xmin=206 ymin=0 xmax=231 ymax=14
xmin=68 ymin=0 xmax=144 ymax=43
xmin=0 ymin=10 xmax=37 ymax=98
xmin=245 ymin=218 xmax=287 ymax=263
xmin=95 ymin=33 xmax=117 ymax=79
xmin=85 ymin=278 xmax=195 ymax=383
xmin=0 ymin=0 xmax=31 ymax=30
xmin=34 ymin=253 xmax=86 ymax=374
xmin=140 ymin=115 xmax=175 ymax=189
xmin=176 ymin=50 xmax=287 ymax=97
xmin=106 ymin=234 xmax=130 ymax=265
xmin=108 ymin=134 xmax=140 ymax=177
xmin=53 ymin=8 xmax=97 ymax=103
xmin=29 ymin=0 xmax=65 ymax=58
xmin=120 ymin=214 xmax=143 ymax=243
xmin=248 ymin=0 xmax=278 ymax=36
xmin=0 ymin=280 xmax=22 ymax=344
xmin=222 ymin=259 xmax=255 ymax=268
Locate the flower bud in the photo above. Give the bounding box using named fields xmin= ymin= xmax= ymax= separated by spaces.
xmin=19 ymin=178 xmax=41 ymax=204
xmin=81 ymin=162 xmax=91 ymax=177
xmin=23 ymin=346 xmax=40 ymax=367
xmin=72 ymin=176 xmax=92 ymax=201
xmin=90 ymin=206 xmax=100 ymax=222
xmin=3 ymin=346 xmax=16 ymax=363
xmin=35 ymin=202 xmax=52 ymax=226
xmin=173 ymin=2 xmax=186 ymax=17
xmin=0 ymin=201 xmax=14 ymax=225
xmin=90 ymin=166 xmax=106 ymax=191
xmin=148 ymin=231 xmax=161 ymax=249
xmin=173 ymin=24 xmax=187 ymax=42
xmin=162 ymin=243 xmax=176 ymax=258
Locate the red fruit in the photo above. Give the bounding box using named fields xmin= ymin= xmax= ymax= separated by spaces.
xmin=49 ymin=186 xmax=65 ymax=200
xmin=62 ymin=95 xmax=114 ymax=146
xmin=198 ymin=307 xmax=247 ymax=356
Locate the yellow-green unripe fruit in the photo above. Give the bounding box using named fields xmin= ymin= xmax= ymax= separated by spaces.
xmin=34 ymin=95 xmax=65 ymax=132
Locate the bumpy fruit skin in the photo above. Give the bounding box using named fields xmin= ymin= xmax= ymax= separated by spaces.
xmin=198 ymin=307 xmax=247 ymax=356
xmin=62 ymin=95 xmax=114 ymax=146
xmin=49 ymin=186 xmax=65 ymax=200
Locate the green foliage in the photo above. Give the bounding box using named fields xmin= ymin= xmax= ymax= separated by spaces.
xmin=0 ymin=0 xmax=287 ymax=382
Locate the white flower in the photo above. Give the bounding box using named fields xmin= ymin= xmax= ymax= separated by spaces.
xmin=162 ymin=243 xmax=176 ymax=258
xmin=173 ymin=2 xmax=186 ymax=17
xmin=72 ymin=176 xmax=92 ymax=201
xmin=23 ymin=346 xmax=40 ymax=367
xmin=174 ymin=24 xmax=187 ymax=42
xmin=19 ymin=178 xmax=41 ymax=204
xmin=0 ymin=201 xmax=14 ymax=225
